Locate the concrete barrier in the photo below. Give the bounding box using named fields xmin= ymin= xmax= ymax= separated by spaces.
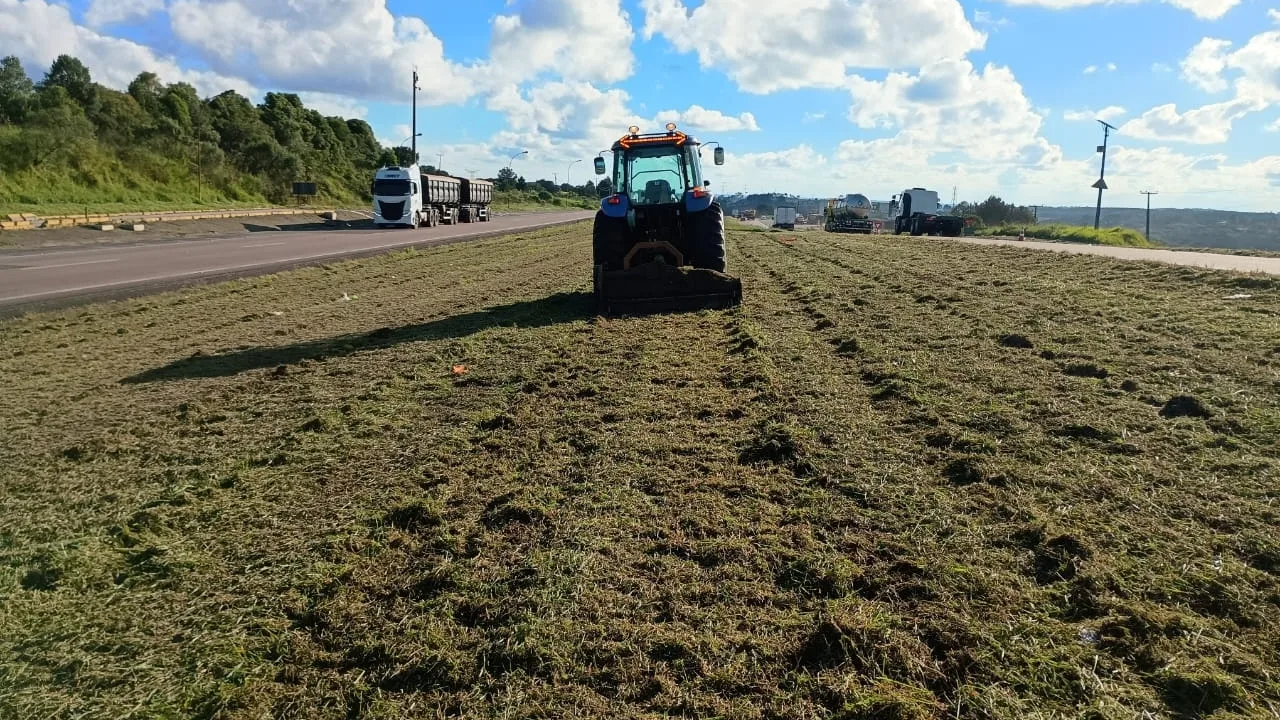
xmin=0 ymin=207 xmax=338 ymax=232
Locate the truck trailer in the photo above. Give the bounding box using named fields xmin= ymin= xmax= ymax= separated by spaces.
xmin=459 ymin=178 xmax=493 ymax=223
xmin=423 ymin=173 xmax=462 ymax=225
xmin=773 ymin=206 xmax=797 ymax=230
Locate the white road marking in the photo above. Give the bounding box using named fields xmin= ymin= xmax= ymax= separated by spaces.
xmin=242 ymin=241 xmax=286 ymax=248
xmin=18 ymin=258 xmax=121 ymax=271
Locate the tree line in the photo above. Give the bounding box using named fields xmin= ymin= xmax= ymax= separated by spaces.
xmin=0 ymin=54 xmax=611 ymax=210
xmin=952 ymin=196 xmax=1038 ymax=227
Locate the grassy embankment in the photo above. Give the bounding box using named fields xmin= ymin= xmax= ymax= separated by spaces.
xmin=978 ymin=223 xmax=1157 ymax=248
xmin=2 ymin=226 xmax=1277 ymax=718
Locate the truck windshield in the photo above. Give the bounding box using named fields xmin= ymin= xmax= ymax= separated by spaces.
xmin=619 ymin=146 xmax=686 ymax=206
xmin=373 ymin=179 xmax=411 ymax=196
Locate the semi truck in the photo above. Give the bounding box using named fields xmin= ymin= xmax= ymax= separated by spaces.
xmin=773 ymin=206 xmax=797 ymax=230
xmin=372 ymin=165 xmax=428 ymax=228
xmin=892 ymin=188 xmax=964 ymax=237
xmin=459 ymin=178 xmax=493 ymax=222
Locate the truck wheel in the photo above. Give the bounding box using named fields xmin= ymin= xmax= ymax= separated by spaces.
xmin=910 ymin=218 xmax=923 ymax=236
xmin=592 ymin=211 xmax=628 ymax=270
xmin=688 ymin=202 xmax=727 ymax=272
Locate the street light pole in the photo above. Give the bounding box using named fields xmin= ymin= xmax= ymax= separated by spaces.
xmin=1140 ymin=190 xmax=1158 ymax=241
xmin=507 ymin=150 xmax=528 ymax=208
xmin=1093 ymin=119 xmax=1116 ymax=230
xmin=411 ymin=69 xmax=420 ymax=163
xmin=398 ymin=133 xmax=421 ymax=165
xmin=567 ymin=159 xmax=581 ymax=189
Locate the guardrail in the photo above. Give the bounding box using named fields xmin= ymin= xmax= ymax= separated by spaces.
xmin=0 ymin=208 xmax=332 ymax=232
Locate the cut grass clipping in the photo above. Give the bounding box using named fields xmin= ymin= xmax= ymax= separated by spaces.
xmin=2 ymin=225 xmax=1279 ymax=719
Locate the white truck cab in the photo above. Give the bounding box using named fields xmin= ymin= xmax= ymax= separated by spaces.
xmin=372 ymin=165 xmax=425 ymax=228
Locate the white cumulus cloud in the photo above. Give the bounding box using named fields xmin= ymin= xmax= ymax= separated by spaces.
xmin=85 ymin=0 xmax=164 ymax=26
xmin=483 ymin=0 xmax=635 ymax=87
xmin=1119 ymin=97 xmax=1265 ymax=143
xmin=845 ymin=59 xmax=1057 ymax=165
xmin=1181 ymin=38 xmax=1233 ymax=92
xmin=296 ymin=92 xmax=369 ymax=119
xmin=168 ymin=0 xmax=473 ymax=104
xmin=1177 ymin=31 xmax=1280 ymax=102
xmin=0 ymin=0 xmax=254 ymax=97
xmin=640 ymin=0 xmax=986 ymax=94
xmin=1000 ymin=0 xmax=1239 ymax=21
xmin=1083 ymin=65 xmax=1098 ymax=74
xmin=654 ymin=105 xmax=760 ymax=132
xmin=1063 ymin=106 xmax=1127 ymax=122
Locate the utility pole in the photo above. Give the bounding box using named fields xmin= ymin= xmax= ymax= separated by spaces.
xmin=567 ymin=159 xmax=581 ymax=189
xmin=1093 ymin=119 xmax=1116 ymax=230
xmin=411 ymin=69 xmax=420 ymax=163
xmin=437 ymin=153 xmax=443 ymax=170
xmin=1030 ymin=205 xmax=1039 ymax=222
xmin=1140 ymin=190 xmax=1158 ymax=241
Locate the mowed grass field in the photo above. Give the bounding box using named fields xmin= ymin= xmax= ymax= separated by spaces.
xmin=2 ymin=224 xmax=1278 ymax=719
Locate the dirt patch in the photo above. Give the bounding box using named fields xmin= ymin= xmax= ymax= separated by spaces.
xmin=997 ymin=333 xmax=1034 ymax=349
xmin=1160 ymin=395 xmax=1212 ymax=419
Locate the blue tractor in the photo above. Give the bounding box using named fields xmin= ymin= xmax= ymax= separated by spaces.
xmin=591 ymin=124 xmax=742 ymax=314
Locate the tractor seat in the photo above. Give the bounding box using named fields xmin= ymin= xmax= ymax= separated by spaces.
xmin=644 ymin=179 xmax=674 ymax=204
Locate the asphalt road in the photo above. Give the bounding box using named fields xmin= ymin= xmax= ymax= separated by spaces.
xmin=0 ymin=211 xmax=593 ymax=315
xmin=958 ymin=236 xmax=1280 ymax=275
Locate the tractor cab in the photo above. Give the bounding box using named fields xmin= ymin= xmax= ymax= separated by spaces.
xmin=589 ymin=124 xmax=738 ymax=314
xmin=595 ymin=124 xmax=724 ymax=209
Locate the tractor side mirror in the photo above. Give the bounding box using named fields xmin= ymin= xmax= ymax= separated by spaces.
xmin=593 ymin=157 xmax=606 ymax=175
xmin=704 ymin=180 xmax=711 ymax=187
xmin=713 ymin=147 xmax=725 ymax=165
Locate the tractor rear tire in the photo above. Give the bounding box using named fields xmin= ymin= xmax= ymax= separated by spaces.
xmin=592 ymin=211 xmax=628 ymax=270
xmin=689 ymin=202 xmax=727 ymax=272
xmin=593 ymin=263 xmax=606 ymax=313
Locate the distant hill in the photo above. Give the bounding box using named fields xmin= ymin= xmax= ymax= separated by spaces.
xmin=1035 ymin=207 xmax=1280 ymax=251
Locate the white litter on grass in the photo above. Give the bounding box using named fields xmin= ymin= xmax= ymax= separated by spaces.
xmin=1077 ymin=628 xmax=1100 ymax=645
xmin=340 ymin=293 xmax=359 ymax=302
xmin=1224 ymin=294 xmax=1253 ymax=299
xmin=269 ymin=311 xmax=284 ymax=316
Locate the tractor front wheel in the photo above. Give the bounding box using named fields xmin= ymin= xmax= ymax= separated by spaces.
xmin=688 ymin=202 xmax=727 ymax=272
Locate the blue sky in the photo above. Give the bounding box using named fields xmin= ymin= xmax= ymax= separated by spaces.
xmin=2 ymin=0 xmax=1278 ymax=209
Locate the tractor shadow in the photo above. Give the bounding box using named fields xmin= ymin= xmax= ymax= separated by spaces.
xmin=122 ymin=291 xmax=592 ymax=384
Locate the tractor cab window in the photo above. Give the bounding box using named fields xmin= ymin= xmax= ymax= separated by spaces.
xmin=619 ymin=146 xmax=688 ymax=206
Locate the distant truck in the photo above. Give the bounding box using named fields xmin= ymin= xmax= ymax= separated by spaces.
xmin=423 ymin=173 xmax=462 ymax=225
xmin=459 ymin=178 xmax=493 ymax=223
xmin=374 ymin=165 xmax=439 ymax=228
xmin=892 ymin=188 xmax=964 ymax=237
xmin=773 ymin=206 xmax=797 ymax=230
xmin=824 ymin=194 xmax=875 ymax=234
